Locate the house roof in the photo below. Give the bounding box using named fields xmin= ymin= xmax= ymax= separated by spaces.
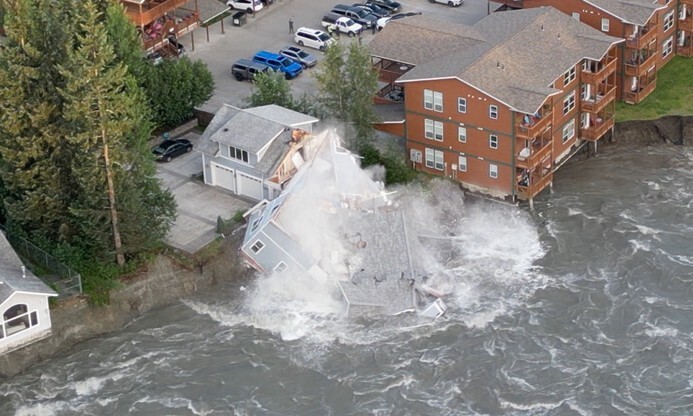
xmin=373 ymin=103 xmax=405 ymax=123
xmin=196 ymin=0 xmax=231 ymax=25
xmin=243 ymin=104 xmax=319 ymax=128
xmin=585 ymin=0 xmax=664 ymax=26
xmin=254 ymin=130 xmax=294 ymax=175
xmin=396 ymin=7 xmax=622 ymax=114
xmin=368 ymin=15 xmax=484 ymax=65
xmin=0 ymin=232 xmax=57 ymax=304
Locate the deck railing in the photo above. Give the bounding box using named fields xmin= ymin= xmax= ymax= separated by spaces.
xmin=515 ymin=108 xmax=552 ymax=140
xmin=624 ymin=52 xmax=657 ymax=77
xmin=623 ymin=79 xmax=657 ymax=104
xmin=582 ymin=115 xmax=614 ymax=141
xmin=625 ymin=24 xmax=658 ymax=49
xmin=516 ymin=170 xmax=553 ymax=200
xmin=581 ymin=86 xmax=616 ymax=114
xmin=581 ymin=57 xmax=617 ymax=85
xmin=516 ymin=141 xmax=551 ymax=170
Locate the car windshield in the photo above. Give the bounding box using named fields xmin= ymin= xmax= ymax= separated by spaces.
xmin=355 ymin=9 xmax=368 ymax=17
xmin=319 ymin=33 xmax=330 ymax=41
xmin=345 ymin=18 xmax=356 ymax=25
xmin=281 ymin=58 xmax=292 ymax=67
xmin=298 ymin=51 xmax=309 ymax=58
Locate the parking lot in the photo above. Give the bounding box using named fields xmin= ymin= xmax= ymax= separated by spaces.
xmin=179 ymin=0 xmax=491 ymax=114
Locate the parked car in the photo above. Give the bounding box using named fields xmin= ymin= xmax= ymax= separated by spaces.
xmin=231 ymin=58 xmax=271 ymax=81
xmin=145 ymin=51 xmax=163 ymax=65
xmin=429 ymin=0 xmax=463 ymax=6
xmin=366 ymin=0 xmax=401 ymax=13
xmin=252 ymin=50 xmax=303 ymax=79
xmin=294 ymin=27 xmax=336 ymax=51
xmin=279 ymin=46 xmax=317 ymax=68
xmin=167 ymin=36 xmax=185 ymax=56
xmin=226 ymin=0 xmax=263 ymax=13
xmin=321 ymin=13 xmax=364 ymax=37
xmin=353 ymin=3 xmax=389 ymax=18
xmin=377 ymin=11 xmax=422 ymax=31
xmin=152 ymin=139 xmax=193 ymax=162
xmin=331 ymin=4 xmax=378 ymax=28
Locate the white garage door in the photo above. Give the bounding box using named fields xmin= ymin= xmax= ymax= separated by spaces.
xmin=212 ymin=163 xmax=235 ymax=192
xmin=237 ymin=172 xmax=264 ymax=200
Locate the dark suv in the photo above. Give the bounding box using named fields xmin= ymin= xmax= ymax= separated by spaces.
xmin=231 ymin=58 xmax=271 ymax=81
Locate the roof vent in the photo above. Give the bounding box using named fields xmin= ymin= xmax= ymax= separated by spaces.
xmin=21 ymin=265 xmax=26 ymax=278
xmin=541 ymin=24 xmax=544 ymax=31
xmin=557 ymin=33 xmax=561 ymax=39
xmin=223 ymin=128 xmax=229 ymax=132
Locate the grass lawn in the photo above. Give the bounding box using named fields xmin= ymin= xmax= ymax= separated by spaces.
xmin=616 ymin=56 xmax=693 ymax=121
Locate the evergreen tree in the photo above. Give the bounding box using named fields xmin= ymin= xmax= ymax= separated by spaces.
xmin=315 ymin=42 xmax=348 ymax=120
xmin=246 ymin=70 xmax=295 ymax=108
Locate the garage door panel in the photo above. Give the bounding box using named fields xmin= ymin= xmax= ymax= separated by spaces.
xmin=238 ymin=172 xmax=263 ymax=200
xmin=213 ymin=163 xmax=235 ymax=192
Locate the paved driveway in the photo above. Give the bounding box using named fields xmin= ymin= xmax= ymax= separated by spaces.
xmin=155 ymin=132 xmax=252 ymax=253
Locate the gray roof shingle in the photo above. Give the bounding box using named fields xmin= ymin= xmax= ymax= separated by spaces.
xmin=586 ymin=0 xmax=663 ymax=26
xmin=243 ymin=104 xmax=319 ymax=128
xmin=199 ymin=104 xmax=286 ymax=154
xmin=0 ymin=233 xmax=57 ymax=304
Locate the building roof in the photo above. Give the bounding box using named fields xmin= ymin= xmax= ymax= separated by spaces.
xmin=585 ymin=0 xmax=663 ymax=26
xmin=395 ymin=7 xmax=622 ymax=114
xmin=197 ymin=0 xmax=231 ymax=25
xmin=368 ymin=15 xmax=484 ymax=65
xmin=373 ymin=103 xmax=405 ymax=123
xmin=253 ymin=130 xmax=294 ymax=176
xmin=243 ymin=104 xmax=319 ymax=128
xmin=0 ymin=233 xmax=57 ymax=305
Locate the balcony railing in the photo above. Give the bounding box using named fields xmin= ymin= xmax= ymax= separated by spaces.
xmin=142 ymin=12 xmax=199 ymax=51
xmin=373 ymin=59 xmax=413 ymax=84
xmin=681 ymin=0 xmax=693 ymax=6
xmin=581 ymin=86 xmax=616 ymax=114
xmin=516 ymin=170 xmax=553 ymax=200
xmin=582 ymin=115 xmax=614 ymax=141
xmin=625 ymin=24 xmax=657 ymax=49
xmin=581 ymin=57 xmax=617 ymax=85
xmin=124 ymin=0 xmax=192 ymax=27
xmin=516 ymin=141 xmax=552 ymax=170
xmin=623 ymin=79 xmax=657 ymax=104
xmin=624 ymin=52 xmax=657 ymax=77
xmin=679 ymin=43 xmax=693 ymax=57
xmin=515 ymin=108 xmax=552 ymax=139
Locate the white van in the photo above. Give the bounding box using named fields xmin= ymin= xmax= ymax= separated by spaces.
xmin=294 ymin=27 xmax=336 ymax=52
xmin=227 ymin=0 xmax=263 ymax=13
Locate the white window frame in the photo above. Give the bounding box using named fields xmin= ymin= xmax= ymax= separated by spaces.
xmin=489 ymin=105 xmax=498 ymax=120
xmin=424 ymin=89 xmax=443 ymax=112
xmin=424 ymin=119 xmax=443 ymax=141
xmin=563 ymin=91 xmax=575 ymax=115
xmin=662 ymin=36 xmax=674 ymax=57
xmin=601 ymin=18 xmax=609 ymax=32
xmin=424 ymin=89 xmax=433 ymax=110
xmin=250 ymin=240 xmax=265 ymax=254
xmin=458 ymin=126 xmax=467 ymax=143
xmin=664 ymin=10 xmax=675 ymax=31
xmin=562 ymin=118 xmax=575 ymax=143
xmin=425 ymin=148 xmax=435 ymax=169
xmin=563 ymin=67 xmax=576 ymax=86
xmin=229 ymin=145 xmax=249 ymax=163
xmin=489 ymin=134 xmax=498 ymax=149
xmin=425 ymin=148 xmax=444 ymax=171
xmin=489 ymin=164 xmax=498 ymax=179
xmin=458 ymin=156 xmax=467 ymax=172
xmin=274 ymin=261 xmax=288 ymax=273
xmin=458 ymin=97 xmax=467 ymax=113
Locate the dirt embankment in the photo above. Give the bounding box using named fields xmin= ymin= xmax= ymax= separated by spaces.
xmin=0 ymin=232 xmax=252 ymax=379
xmin=606 ymin=115 xmax=693 ymax=148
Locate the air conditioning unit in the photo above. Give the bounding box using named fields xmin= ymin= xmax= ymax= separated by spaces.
xmin=410 ymin=149 xmax=422 ymax=163
xmin=451 ymin=164 xmax=457 ymax=171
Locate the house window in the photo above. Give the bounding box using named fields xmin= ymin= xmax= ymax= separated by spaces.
xmin=229 ymin=145 xmax=249 ymax=163
xmin=563 ymin=67 xmax=576 ymax=86
xmin=580 ymin=112 xmax=589 ymax=129
xmin=250 ymin=217 xmax=262 ymax=232
xmin=489 ymin=164 xmax=498 ymax=179
xmin=562 ymin=118 xmax=575 ymax=143
xmin=563 ymin=91 xmax=575 ymax=115
xmin=458 ymin=97 xmax=467 ymax=113
xmin=664 ymin=10 xmax=674 ymax=31
xmin=250 ymin=240 xmax=265 ymax=254
xmin=274 ymin=262 xmax=288 ymax=273
xmin=601 ymin=18 xmax=609 ymax=32
xmin=489 ymin=134 xmax=498 ymax=149
xmin=424 ymin=119 xmax=444 ymax=141
xmin=458 ymin=156 xmax=467 ymax=172
xmin=662 ymin=36 xmax=674 ymax=57
xmin=489 ymin=105 xmax=498 ymax=119
xmin=424 ymin=89 xmax=443 ymax=112
xmin=2 ymin=304 xmax=37 ymax=338
xmin=458 ymin=126 xmax=467 ymax=143
xmin=425 ymin=148 xmax=444 ymax=171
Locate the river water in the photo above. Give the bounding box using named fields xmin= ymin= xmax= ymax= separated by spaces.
xmin=1 ymin=144 xmax=692 ymax=416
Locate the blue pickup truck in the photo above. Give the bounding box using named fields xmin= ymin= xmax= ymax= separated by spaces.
xmin=252 ymin=50 xmax=303 ymax=79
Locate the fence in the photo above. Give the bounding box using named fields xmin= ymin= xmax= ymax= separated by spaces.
xmin=1 ymin=228 xmax=82 ymax=300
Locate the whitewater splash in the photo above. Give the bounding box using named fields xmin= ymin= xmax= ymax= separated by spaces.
xmin=189 ymin=128 xmax=547 ymax=341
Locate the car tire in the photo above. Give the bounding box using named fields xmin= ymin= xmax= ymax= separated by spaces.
xmin=319 ymin=45 xmax=325 ymax=52
xmin=186 ymin=146 xmax=192 ymax=153
xmin=448 ymin=1 xmax=454 ymax=5
xmin=301 ymin=63 xmax=307 ymax=69
xmin=234 ymin=73 xmax=243 ymax=81
xmin=246 ymin=7 xmax=253 ymax=13
xmin=228 ymin=4 xmax=234 ymax=9
xmin=166 ymin=155 xmax=172 ymax=162
xmin=298 ymin=40 xmax=304 ymax=47
xmin=348 ymin=31 xmax=355 ymax=38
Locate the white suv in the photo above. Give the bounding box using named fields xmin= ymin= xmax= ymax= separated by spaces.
xmin=227 ymin=0 xmax=263 ymax=13
xmin=294 ymin=27 xmax=336 ymax=52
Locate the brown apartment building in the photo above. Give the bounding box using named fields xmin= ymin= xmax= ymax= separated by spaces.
xmin=492 ymin=0 xmax=691 ymax=104
xmin=370 ymin=8 xmax=623 ymax=203
xmin=120 ymin=0 xmax=200 ymax=54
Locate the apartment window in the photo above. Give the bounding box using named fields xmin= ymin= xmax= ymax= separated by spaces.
xmin=563 ymin=67 xmax=576 ymax=86
xmin=458 ymin=156 xmax=467 ymax=172
xmin=489 ymin=134 xmax=498 ymax=149
xmin=580 ymin=112 xmax=589 ymax=129
xmin=664 ymin=10 xmax=674 ymax=31
xmin=663 ymin=36 xmax=674 ymax=57
xmin=489 ymin=105 xmax=498 ymax=119
xmin=274 ymin=262 xmax=288 ymax=273
xmin=458 ymin=97 xmax=467 ymax=113
xmin=424 ymin=119 xmax=443 ymax=141
xmin=601 ymin=18 xmax=609 ymax=32
xmin=250 ymin=240 xmax=265 ymax=254
xmin=489 ymin=164 xmax=498 ymax=179
xmin=563 ymin=91 xmax=576 ymax=115
xmin=425 ymin=148 xmax=444 ymax=171
xmin=562 ymin=119 xmax=575 ymax=143
xmin=680 ymin=5 xmax=687 ymax=20
xmin=458 ymin=126 xmax=467 ymax=143
xmin=424 ymin=89 xmax=443 ymax=112
xmin=229 ymin=145 xmax=249 ymax=163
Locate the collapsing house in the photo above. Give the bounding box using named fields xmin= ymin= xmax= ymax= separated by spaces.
xmin=240 ymin=131 xmax=446 ymax=318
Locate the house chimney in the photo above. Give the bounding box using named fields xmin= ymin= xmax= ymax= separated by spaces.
xmin=21 ymin=265 xmax=26 ymax=278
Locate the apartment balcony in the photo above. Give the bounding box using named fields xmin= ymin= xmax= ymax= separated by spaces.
xmin=373 ymin=58 xmax=413 ymax=84
xmin=581 ymin=86 xmax=616 ymax=114
xmin=679 ymin=43 xmax=693 ymax=56
xmin=582 ymin=115 xmax=614 ymax=142
xmin=680 ymin=18 xmax=693 ymax=32
xmin=682 ymin=0 xmax=693 ymax=6
xmin=123 ymin=0 xmax=192 ymax=27
xmin=516 ymin=169 xmax=553 ymax=200
xmin=141 ymin=12 xmax=199 ymax=51
xmin=516 ymin=141 xmax=552 ymax=170
xmin=581 ymin=57 xmax=617 ymax=85
xmin=625 ymin=24 xmax=658 ymax=49
xmin=623 ymin=78 xmax=657 ymax=104
xmin=514 ymin=107 xmax=552 ymax=140
xmin=624 ymin=52 xmax=657 ymax=78
xmin=374 ymin=83 xmax=404 ymax=104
